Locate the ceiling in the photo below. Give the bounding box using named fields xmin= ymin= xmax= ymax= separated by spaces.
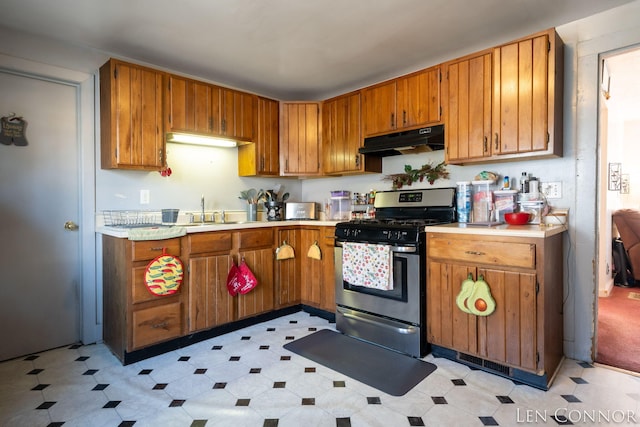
xmin=0 ymin=0 xmax=635 ymax=100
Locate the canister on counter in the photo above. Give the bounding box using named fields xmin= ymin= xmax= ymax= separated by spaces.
xmin=456 ymin=181 xmax=472 ymax=223
xmin=472 ymin=180 xmax=494 ymax=223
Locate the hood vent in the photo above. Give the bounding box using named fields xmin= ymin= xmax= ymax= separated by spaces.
xmin=359 ymin=124 xmax=444 ymax=157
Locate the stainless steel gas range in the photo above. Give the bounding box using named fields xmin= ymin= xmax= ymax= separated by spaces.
xmin=334 ymin=187 xmax=456 ymax=358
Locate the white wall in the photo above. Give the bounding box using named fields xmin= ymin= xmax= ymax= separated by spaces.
xmin=0 ymin=0 xmax=639 ymax=359
xmin=559 ymin=0 xmax=640 ymax=361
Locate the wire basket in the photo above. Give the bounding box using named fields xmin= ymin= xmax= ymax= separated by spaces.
xmin=103 ymin=210 xmax=161 ymax=228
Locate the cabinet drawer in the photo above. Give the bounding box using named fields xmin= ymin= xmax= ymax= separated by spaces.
xmin=428 ymin=236 xmax=535 ymax=269
xmin=131 ymin=266 xmax=183 ymax=304
xmin=131 ymin=302 xmax=182 ymax=349
xmin=131 ymin=238 xmax=181 ymax=261
xmin=237 ymin=228 xmax=274 ymax=249
xmin=189 ymin=232 xmax=232 ymax=255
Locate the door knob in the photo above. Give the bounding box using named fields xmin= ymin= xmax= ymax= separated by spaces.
xmin=64 ymin=221 xmax=79 ymax=231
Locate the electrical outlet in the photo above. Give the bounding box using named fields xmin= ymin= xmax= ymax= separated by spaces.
xmin=540 ymin=182 xmax=562 ymax=199
xmin=140 ymin=189 xmax=150 ymax=204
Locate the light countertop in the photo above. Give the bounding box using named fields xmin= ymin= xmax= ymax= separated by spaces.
xmin=426 ymin=222 xmax=567 ymax=238
xmin=97 ymin=220 xmax=340 ymax=239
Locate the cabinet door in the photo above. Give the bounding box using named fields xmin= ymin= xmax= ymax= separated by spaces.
xmin=300 ymin=228 xmax=322 ymax=306
xmin=323 ymin=93 xmax=373 ymax=175
xmin=361 ymin=81 xmax=396 ymax=136
xmin=100 ymin=59 xmax=165 ymax=170
xmin=396 ymin=67 xmax=441 ymax=129
xmin=220 ymin=88 xmax=256 ymax=142
xmin=476 ymin=268 xmax=537 ymax=371
xmin=280 ymin=102 xmax=320 ymax=175
xmin=188 ymin=254 xmax=236 ymax=333
xmin=256 ymin=97 xmax=279 ymax=175
xmin=237 ymin=248 xmax=275 ymax=319
xmin=166 ymin=75 xmax=214 ymax=134
xmin=321 ymin=98 xmax=338 ymax=174
xmin=275 ymin=228 xmax=301 ymax=307
xmin=445 ymin=52 xmax=493 ymax=163
xmin=238 ymin=96 xmax=279 ymax=176
xmin=427 ymin=261 xmax=478 ymax=354
xmin=319 ymin=226 xmax=336 ymax=312
xmin=493 ymin=33 xmax=549 ymax=155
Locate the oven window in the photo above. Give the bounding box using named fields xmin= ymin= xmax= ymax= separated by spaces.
xmin=343 ymin=254 xmax=408 ymax=302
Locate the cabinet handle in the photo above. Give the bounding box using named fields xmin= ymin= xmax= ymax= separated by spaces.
xmin=465 ymin=250 xmax=486 ymax=256
xmin=403 ymin=110 xmax=407 ymax=126
xmin=390 ymin=113 xmax=395 ymax=129
xmin=494 ymin=133 xmax=499 ymax=150
xmin=483 ymin=136 xmax=488 ymax=152
xmin=151 ymin=321 xmax=168 ymax=329
xmin=150 ymin=247 xmax=164 ymax=251
xmin=355 ymin=154 xmax=360 ymax=168
xmin=260 ymin=157 xmax=265 ymax=171
xmin=158 ymin=149 xmax=163 ymax=164
xmin=222 ymin=119 xmax=226 ymax=133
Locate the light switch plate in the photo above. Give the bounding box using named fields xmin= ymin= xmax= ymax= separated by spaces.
xmin=140 ymin=189 xmax=150 ymax=204
xmin=540 ymin=182 xmax=562 ymax=199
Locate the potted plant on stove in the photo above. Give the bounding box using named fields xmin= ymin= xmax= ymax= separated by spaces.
xmin=261 ymin=187 xmax=289 ymax=221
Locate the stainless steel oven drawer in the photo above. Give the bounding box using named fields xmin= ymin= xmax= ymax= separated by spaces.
xmin=335 ymin=306 xmax=424 ymax=358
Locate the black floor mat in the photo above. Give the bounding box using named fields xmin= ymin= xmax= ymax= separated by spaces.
xmin=283 ymin=329 xmax=437 ymax=396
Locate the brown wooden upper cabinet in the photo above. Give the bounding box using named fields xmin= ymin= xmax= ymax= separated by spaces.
xmin=280 ymin=102 xmax=321 ymax=176
xmin=165 ymin=75 xmax=257 ymax=143
xmin=238 ymin=96 xmax=280 ymax=176
xmin=322 ymin=92 xmax=381 ymax=175
xmin=220 ymin=88 xmax=257 ymax=142
xmin=100 ymin=59 xmax=166 ymax=170
xmin=361 ymin=66 xmax=442 ymax=137
xmin=446 ymin=28 xmax=563 ymax=164
xmin=165 ymin=75 xmax=218 ymax=135
xmin=444 ymin=50 xmax=493 ymax=163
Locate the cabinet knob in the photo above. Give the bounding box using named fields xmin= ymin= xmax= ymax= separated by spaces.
xmin=494 ymin=133 xmax=499 ymax=150
xmin=403 ymin=110 xmax=407 ymax=126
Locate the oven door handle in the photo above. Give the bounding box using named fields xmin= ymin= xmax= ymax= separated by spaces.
xmin=334 ymin=241 xmax=417 ymax=253
xmin=337 ymin=306 xmax=418 ymax=335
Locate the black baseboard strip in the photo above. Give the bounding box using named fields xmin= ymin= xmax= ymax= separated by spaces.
xmin=430 ymin=344 xmax=550 ymax=390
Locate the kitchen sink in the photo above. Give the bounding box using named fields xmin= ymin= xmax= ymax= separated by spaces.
xmin=177 ymin=221 xmax=246 ymax=226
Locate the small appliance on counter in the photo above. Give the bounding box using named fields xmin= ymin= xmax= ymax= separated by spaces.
xmin=284 ymin=202 xmax=317 ymax=220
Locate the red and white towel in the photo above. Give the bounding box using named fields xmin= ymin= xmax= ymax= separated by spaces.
xmin=342 ymin=242 xmax=393 ymax=290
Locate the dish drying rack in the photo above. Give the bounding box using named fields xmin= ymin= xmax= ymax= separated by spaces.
xmin=103 ymin=210 xmax=162 ymax=228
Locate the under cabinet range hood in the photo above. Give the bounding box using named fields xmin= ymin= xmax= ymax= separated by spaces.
xmin=359 ymin=124 xmax=444 ymax=157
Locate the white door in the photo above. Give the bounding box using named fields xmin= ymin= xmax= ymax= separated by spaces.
xmin=0 ymin=69 xmax=81 ymax=361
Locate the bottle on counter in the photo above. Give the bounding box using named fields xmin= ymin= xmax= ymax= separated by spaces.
xmin=456 ymin=181 xmax=472 ymax=223
xmin=520 ymin=172 xmax=530 ymax=193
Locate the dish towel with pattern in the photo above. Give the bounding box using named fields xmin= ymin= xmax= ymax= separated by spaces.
xmin=342 ymin=242 xmax=394 ymax=290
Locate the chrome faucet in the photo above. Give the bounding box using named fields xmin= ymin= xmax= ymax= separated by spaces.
xmin=201 ymin=194 xmax=205 ymax=223
xmin=220 ymin=210 xmax=226 ymax=223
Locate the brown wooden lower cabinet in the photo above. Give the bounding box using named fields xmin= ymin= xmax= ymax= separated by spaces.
xmin=102 ymin=236 xmax=185 ymax=362
xmin=103 ymin=225 xmax=336 ymax=364
xmin=426 ymin=231 xmax=563 ymax=389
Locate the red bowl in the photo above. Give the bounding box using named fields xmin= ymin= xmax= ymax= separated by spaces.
xmin=504 ymin=212 xmax=531 ymax=225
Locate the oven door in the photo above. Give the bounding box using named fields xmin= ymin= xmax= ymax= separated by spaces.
xmin=334 ymin=241 xmax=421 ymax=325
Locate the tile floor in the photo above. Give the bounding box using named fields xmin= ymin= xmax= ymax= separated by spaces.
xmin=1 ymin=311 xmax=639 ymax=427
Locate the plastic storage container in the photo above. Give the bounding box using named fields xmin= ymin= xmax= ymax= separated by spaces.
xmin=493 ymin=190 xmax=518 ymax=222
xmin=456 ymin=181 xmax=472 ymax=223
xmin=330 ymin=190 xmax=351 ymax=220
xmin=518 ymin=200 xmax=545 ymax=224
xmin=471 ymin=180 xmax=494 ymax=223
